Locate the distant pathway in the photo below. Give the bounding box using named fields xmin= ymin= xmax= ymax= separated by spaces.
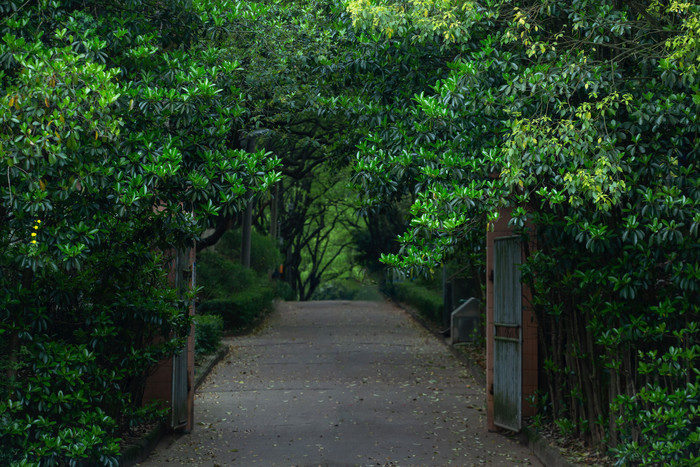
xmin=139 ymin=300 xmax=541 ymax=466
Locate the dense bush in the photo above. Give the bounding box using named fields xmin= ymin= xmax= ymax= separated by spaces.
xmin=0 ymin=0 xmax=279 ymax=463
xmin=347 ymin=0 xmax=700 ymax=462
xmin=196 ymin=251 xmax=257 ymax=300
xmin=198 ymin=285 xmax=276 ymax=332
xmin=0 ymin=253 xmax=189 ymax=466
xmin=214 ymin=229 xmax=283 ymax=276
xmin=275 ymin=280 xmax=297 ymax=302
xmin=194 ymin=314 xmax=224 ymax=356
xmin=197 ymin=228 xmax=290 ymax=332
xmin=310 ymin=280 xmax=383 ymax=301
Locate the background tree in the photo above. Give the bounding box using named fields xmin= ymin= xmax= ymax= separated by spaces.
xmin=202 ymin=0 xmax=370 ymax=298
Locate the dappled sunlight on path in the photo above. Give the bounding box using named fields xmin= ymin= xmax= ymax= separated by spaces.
xmin=138 ymin=300 xmax=540 ymax=466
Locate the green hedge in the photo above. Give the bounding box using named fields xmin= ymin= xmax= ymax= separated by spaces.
xmin=196 ymin=251 xmax=257 ymax=300
xmin=310 ymin=279 xmax=382 ymax=301
xmin=198 ymin=285 xmax=276 ymax=332
xmin=214 ymin=229 xmax=282 ymax=275
xmin=383 ymin=281 xmax=442 ymax=324
xmin=275 ymin=280 xmax=296 ymax=301
xmin=197 ymin=228 xmax=291 ymax=333
xmin=194 ymin=314 xmax=223 ymax=355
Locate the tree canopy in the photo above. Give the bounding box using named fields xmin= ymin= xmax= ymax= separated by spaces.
xmin=347 ymin=0 xmax=700 ymax=462
xmin=1 ymin=0 xmax=699 ymax=464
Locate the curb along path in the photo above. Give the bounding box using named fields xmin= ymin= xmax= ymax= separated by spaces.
xmin=138 ymin=300 xmax=542 ymax=466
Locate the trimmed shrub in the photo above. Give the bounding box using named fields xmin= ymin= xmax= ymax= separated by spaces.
xmin=196 ymin=252 xmax=257 ymax=300
xmin=214 ymin=229 xmax=282 ymax=275
xmin=310 ymin=280 xmax=383 ymax=301
xmin=198 ymin=229 xmax=290 ymax=333
xmin=310 ymin=280 xmax=356 ymax=300
xmin=198 ymin=285 xmax=276 ymax=332
xmin=383 ymin=281 xmax=442 ymax=324
xmin=194 ymin=314 xmax=223 ymax=355
xmin=353 ymin=284 xmax=384 ymax=301
xmin=274 ymin=280 xmax=296 ymax=301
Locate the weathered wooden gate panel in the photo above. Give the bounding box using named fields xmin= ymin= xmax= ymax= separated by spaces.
xmin=493 ymin=237 xmax=522 ymax=431
xmin=171 ymin=347 xmax=188 ymax=429
xmin=171 ymin=248 xmax=191 ymax=430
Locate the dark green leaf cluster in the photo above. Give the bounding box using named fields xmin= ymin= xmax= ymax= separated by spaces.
xmin=194 ymin=314 xmax=223 ymax=356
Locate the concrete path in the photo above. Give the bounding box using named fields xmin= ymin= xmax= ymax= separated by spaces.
xmin=139 ymin=300 xmax=541 ymax=467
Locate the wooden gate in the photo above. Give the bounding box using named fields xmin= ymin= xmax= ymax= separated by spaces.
xmin=171 ymin=248 xmax=191 ymax=430
xmin=171 ymin=347 xmax=188 ymax=429
xmin=493 ymin=237 xmax=522 ymax=431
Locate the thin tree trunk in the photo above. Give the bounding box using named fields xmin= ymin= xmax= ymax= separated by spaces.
xmin=623 ymin=344 xmax=639 ymax=443
xmin=583 ymin=308 xmax=606 ymax=446
xmin=552 ymin=307 xmax=565 ymax=420
xmin=564 ymin=317 xmax=579 ymax=435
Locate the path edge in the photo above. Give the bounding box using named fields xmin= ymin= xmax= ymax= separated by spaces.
xmin=392 ymin=299 xmax=579 ymax=467
xmin=118 ymin=345 xmax=230 ymax=467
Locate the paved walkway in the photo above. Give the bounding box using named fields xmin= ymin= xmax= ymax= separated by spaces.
xmin=139 ymin=300 xmax=541 ymax=466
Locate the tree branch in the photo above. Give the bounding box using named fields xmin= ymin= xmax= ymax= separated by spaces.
xmin=197 ymin=214 xmax=232 ymax=252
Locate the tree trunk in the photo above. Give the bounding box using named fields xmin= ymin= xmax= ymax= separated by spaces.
xmin=583 ymin=309 xmax=606 ymax=446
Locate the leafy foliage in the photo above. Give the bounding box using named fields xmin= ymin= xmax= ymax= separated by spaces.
xmin=197 ymin=229 xmax=282 ymax=332
xmin=214 ymin=229 xmax=282 ymax=276
xmin=0 ymin=0 xmax=279 ymax=464
xmin=346 ymin=0 xmax=700 ymax=462
xmin=3 ymin=0 xmax=699 ymax=463
xmin=310 ymin=279 xmax=383 ymax=301
xmin=198 ymin=290 xmax=276 ymax=332
xmin=194 ymin=314 xmax=224 ymax=356
xmin=383 ymin=280 xmax=444 ymax=324
xmin=196 ymin=251 xmax=258 ymax=301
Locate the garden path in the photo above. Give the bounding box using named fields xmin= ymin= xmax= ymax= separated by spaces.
xmin=138 ymin=300 xmax=541 ymax=466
